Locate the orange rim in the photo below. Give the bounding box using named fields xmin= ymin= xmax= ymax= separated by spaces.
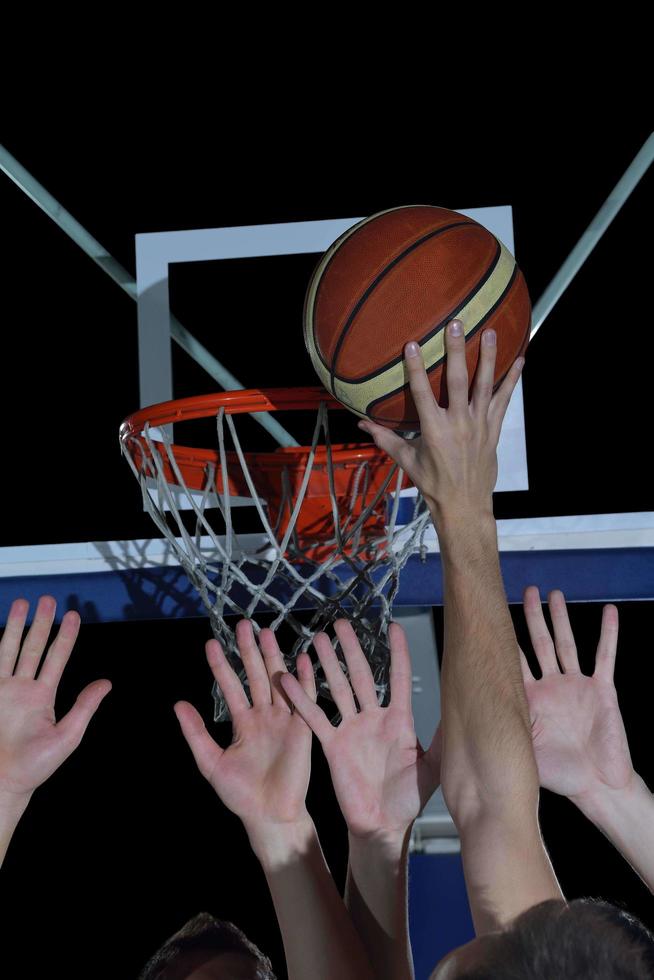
xmin=119 ymin=386 xmax=391 ymax=471
xmin=120 ymin=387 xmax=410 ymax=560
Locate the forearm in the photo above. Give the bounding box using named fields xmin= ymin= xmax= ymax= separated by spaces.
xmin=436 ymin=508 xmax=539 ymax=821
xmin=0 ymin=791 xmax=31 ymax=869
xmin=458 ymin=812 xmax=563 ymax=934
xmin=573 ymin=771 xmax=654 ymax=895
xmin=346 ymin=828 xmax=414 ymax=980
xmin=247 ymin=816 xmax=374 ymax=980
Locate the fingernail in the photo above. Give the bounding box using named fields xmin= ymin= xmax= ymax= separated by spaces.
xmin=449 ymin=320 xmax=463 ymax=337
xmin=482 ymin=329 xmax=496 ymax=346
xmin=516 ymin=356 xmax=525 ymax=371
xmin=405 ymin=341 xmax=420 ymax=357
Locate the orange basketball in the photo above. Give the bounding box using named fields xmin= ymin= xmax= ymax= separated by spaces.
xmin=303 ymin=204 xmax=531 ymax=430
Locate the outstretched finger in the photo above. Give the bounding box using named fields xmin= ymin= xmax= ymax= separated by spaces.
xmin=403 ymin=339 xmax=443 ymax=430
xmin=334 ymin=619 xmax=378 ymax=710
xmin=235 ymin=620 xmax=272 ymax=707
xmin=38 ymin=611 xmax=81 ymax=689
xmin=388 ymin=622 xmax=414 ymax=716
xmin=0 ymin=598 xmax=29 ymax=677
xmin=470 ymin=328 xmax=497 ymax=417
xmin=14 ymin=596 xmax=57 ymax=679
xmin=594 ymin=604 xmax=619 ymax=684
xmin=443 ymin=320 xmax=470 ymax=417
xmin=313 ymin=631 xmax=358 ymax=718
xmin=296 ymin=651 xmax=317 ymax=703
xmin=206 ymin=639 xmax=251 ymax=719
xmin=279 ymin=670 xmax=334 ymax=745
xmin=488 ymin=355 xmax=525 ymax=441
xmin=174 ymin=700 xmax=224 ymax=780
xmin=548 ymin=590 xmax=581 ymax=674
xmin=258 ymin=628 xmax=290 ymax=710
xmin=523 ymin=586 xmax=559 ymax=676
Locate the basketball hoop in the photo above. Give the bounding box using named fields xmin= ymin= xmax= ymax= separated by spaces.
xmin=120 ymin=387 xmax=432 ymax=720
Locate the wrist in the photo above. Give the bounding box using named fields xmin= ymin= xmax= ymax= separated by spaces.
xmin=0 ymin=788 xmax=33 ymax=817
xmin=435 ymin=510 xmax=500 ymax=573
xmin=245 ymin=811 xmax=316 ymax=871
xmin=571 ymin=770 xmax=647 ymax=824
xmin=0 ymin=788 xmax=33 ymax=837
xmin=431 ymin=503 xmax=496 ymax=540
xmin=348 ymin=824 xmax=412 ymax=859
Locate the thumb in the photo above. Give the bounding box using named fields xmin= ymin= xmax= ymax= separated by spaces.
xmin=174 ymin=701 xmax=224 ymax=781
xmin=358 ymin=419 xmax=415 ymax=473
xmin=56 ymin=678 xmax=112 ymax=752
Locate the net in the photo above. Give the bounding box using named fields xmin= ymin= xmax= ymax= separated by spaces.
xmin=120 ymin=388 xmax=432 ymax=720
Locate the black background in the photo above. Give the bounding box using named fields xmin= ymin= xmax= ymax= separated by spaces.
xmin=1 ymin=120 xmax=652 ymax=977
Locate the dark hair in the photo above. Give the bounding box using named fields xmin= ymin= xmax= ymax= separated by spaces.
xmin=137 ymin=911 xmax=277 ymax=979
xmin=459 ymin=898 xmax=654 ymax=979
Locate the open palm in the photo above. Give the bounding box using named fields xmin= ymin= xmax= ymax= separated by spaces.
xmin=314 ymin=701 xmax=440 ymax=838
xmin=520 ymin=587 xmax=634 ymax=803
xmin=175 ymin=620 xmax=316 ymax=827
xmin=0 ymin=596 xmax=111 ymax=798
xmin=281 ymin=620 xmax=442 ymax=839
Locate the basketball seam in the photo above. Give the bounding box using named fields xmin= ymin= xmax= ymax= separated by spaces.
xmin=365 ymin=262 xmax=522 ymax=424
xmin=332 ymin=237 xmax=502 ymax=386
xmin=326 ymin=220 xmax=477 ymax=389
xmin=330 ymin=240 xmax=518 ymax=417
xmin=303 ymin=206 xmax=447 ymax=386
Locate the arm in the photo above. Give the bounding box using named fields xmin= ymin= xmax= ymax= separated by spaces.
xmin=359 ymin=323 xmax=563 ymax=935
xmin=0 ymin=596 xmax=111 ymax=868
xmin=520 ymin=586 xmax=654 ymax=894
xmin=281 ymin=619 xmax=442 ymax=980
xmin=575 ymin=773 xmax=654 ymax=893
xmin=437 ymin=499 xmax=563 ymax=933
xmin=248 ymin=817 xmax=375 ymax=980
xmin=174 ymin=620 xmax=373 ymax=980
xmin=0 ymin=791 xmax=31 ymax=868
xmin=345 ymin=831 xmax=412 ymax=980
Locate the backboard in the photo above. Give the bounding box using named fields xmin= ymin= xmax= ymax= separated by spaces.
xmin=1 ymin=135 xmax=653 ymax=843
xmin=1 ymin=179 xmax=651 ymax=616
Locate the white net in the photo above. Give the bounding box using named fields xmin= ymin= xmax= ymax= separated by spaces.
xmin=121 ymin=400 xmax=432 ymax=721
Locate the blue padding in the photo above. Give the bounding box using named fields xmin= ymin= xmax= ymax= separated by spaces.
xmin=398 ymin=547 xmax=654 ymax=605
xmin=409 ymin=852 xmax=475 ymax=978
xmin=1 ymin=548 xmax=652 ymax=624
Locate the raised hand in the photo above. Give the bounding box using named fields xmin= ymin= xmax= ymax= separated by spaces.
xmin=520 ymin=586 xmax=635 ymax=805
xmin=357 ymin=322 xmax=525 ymax=518
xmin=175 ymin=624 xmax=378 ymax=980
xmin=0 ymin=596 xmax=112 ymax=801
xmin=174 ymin=620 xmax=316 ymax=833
xmin=280 ymin=619 xmax=441 ymax=840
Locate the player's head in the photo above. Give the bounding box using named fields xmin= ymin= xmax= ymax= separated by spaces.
xmin=137 ymin=912 xmax=277 ymax=980
xmin=430 ymin=898 xmax=654 ymax=979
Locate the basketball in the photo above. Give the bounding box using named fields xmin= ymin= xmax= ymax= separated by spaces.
xmin=303 ymin=204 xmax=531 ymax=430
